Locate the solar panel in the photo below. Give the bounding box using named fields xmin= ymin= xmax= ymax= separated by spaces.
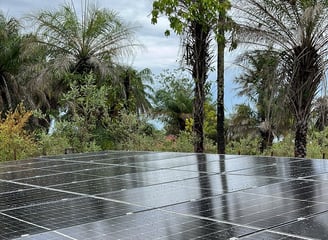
xmin=1 ymin=152 xmax=328 ymax=239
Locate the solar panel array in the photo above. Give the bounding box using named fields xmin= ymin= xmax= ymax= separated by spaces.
xmin=1 ymin=151 xmax=328 ymax=239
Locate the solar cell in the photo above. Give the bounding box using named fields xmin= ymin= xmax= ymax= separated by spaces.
xmin=1 ymin=152 xmax=328 ymax=239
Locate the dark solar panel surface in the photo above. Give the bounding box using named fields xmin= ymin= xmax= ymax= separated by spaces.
xmin=1 ymin=151 xmax=328 ymax=239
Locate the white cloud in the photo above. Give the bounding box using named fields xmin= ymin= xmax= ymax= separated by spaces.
xmin=0 ymin=0 xmax=243 ymax=110
xmin=0 ymin=0 xmax=180 ymax=74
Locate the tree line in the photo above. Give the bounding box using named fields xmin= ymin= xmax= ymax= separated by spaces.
xmin=152 ymin=0 xmax=328 ymax=158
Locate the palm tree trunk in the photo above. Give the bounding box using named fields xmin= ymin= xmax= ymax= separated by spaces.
xmin=192 ymin=22 xmax=209 ymax=153
xmin=217 ymin=0 xmax=226 ymax=154
xmin=259 ymin=129 xmax=274 ymax=153
xmin=217 ymin=32 xmax=225 ymax=154
xmin=1 ymin=75 xmax=12 ymax=110
xmin=194 ymin=79 xmax=205 ymax=153
xmin=123 ymin=71 xmax=130 ymax=111
xmin=294 ymin=120 xmax=308 ymax=158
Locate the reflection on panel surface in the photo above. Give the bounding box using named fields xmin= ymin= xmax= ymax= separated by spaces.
xmin=1 ymin=152 xmax=328 ymax=239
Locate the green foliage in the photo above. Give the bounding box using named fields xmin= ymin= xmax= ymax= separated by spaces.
xmin=33 ymin=2 xmax=138 ymax=75
xmin=185 ymin=102 xmax=217 ymax=142
xmin=151 ymin=0 xmax=232 ymax=37
xmin=235 ymin=0 xmax=328 ymax=157
xmin=0 ymin=104 xmax=37 ymax=161
xmin=226 ymin=136 xmax=260 ymax=155
xmin=204 ymin=102 xmax=217 ymax=142
xmin=26 ymin=2 xmax=140 ymax=116
xmin=37 ymin=131 xmax=71 ymax=155
xmin=106 ymin=112 xmax=146 ymax=149
xmin=264 ymin=135 xmax=294 ymax=157
xmin=61 ymin=74 xmax=111 ymax=127
xmin=49 ymin=74 xmax=110 ymax=153
xmin=0 ymin=13 xmax=29 ymax=112
xmin=154 ymin=69 xmax=193 ymax=134
xmin=117 ymin=67 xmax=154 ymax=114
xmin=227 ymin=104 xmax=257 ymax=142
xmin=306 ymin=127 xmax=328 ymax=159
xmin=115 ymin=128 xmax=215 ymax=153
xmin=50 ymin=120 xmax=101 ymax=153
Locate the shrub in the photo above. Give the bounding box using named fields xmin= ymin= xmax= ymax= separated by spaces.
xmin=36 ymin=131 xmax=71 ymax=156
xmin=47 ymin=119 xmax=102 ymax=153
xmin=226 ymin=136 xmax=261 ymax=155
xmin=0 ymin=104 xmax=37 ymax=161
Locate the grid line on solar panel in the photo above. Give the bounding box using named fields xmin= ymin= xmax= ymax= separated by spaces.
xmin=0 ymin=186 xmax=79 ymax=211
xmin=0 ymin=160 xmax=77 ymax=171
xmin=26 ymin=169 xmax=283 ymax=198
xmin=41 ymin=151 xmax=188 ymax=163
xmin=0 ymin=212 xmax=52 ymax=240
xmin=272 ymin=210 xmax=328 ymax=239
xmin=92 ymin=175 xmax=284 ymax=209
xmin=239 ymin=229 xmax=315 ymax=240
xmin=231 ymin=163 xmax=328 ymax=178
xmin=37 ymin=152 xmax=248 ymax=171
xmin=17 ymin=170 xmax=285 ymax=199
xmin=0 ymin=168 xmax=61 ymax=181
xmin=169 ymin=157 xmax=288 ymax=174
xmin=58 ymin=165 xmax=151 ymax=178
xmin=0 ymin=181 xmax=32 ymax=195
xmin=161 ymin=190 xmax=328 ymax=231
xmin=242 ymin=179 xmax=328 ymax=204
xmin=15 ymin=232 xmax=76 ymax=240
xmin=15 ymin=172 xmax=105 ymax=187
xmin=90 ymin=153 xmax=234 ymax=170
xmin=0 ymin=178 xmax=151 ymax=210
xmin=50 ymin=209 xmax=258 ymax=240
xmin=47 ymin=177 xmax=143 ymax=195
xmin=304 ymin=172 xmax=328 ymax=181
xmin=29 ymin=162 xmax=110 ymax=172
xmin=2 ymin=152 xmax=328 ymax=239
xmin=3 ymin=197 xmax=144 ymax=231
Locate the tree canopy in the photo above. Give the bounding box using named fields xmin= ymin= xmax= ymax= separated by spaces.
xmin=234 ymin=0 xmax=328 ymax=157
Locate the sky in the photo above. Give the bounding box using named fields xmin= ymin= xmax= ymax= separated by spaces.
xmin=0 ymin=0 xmax=246 ymax=113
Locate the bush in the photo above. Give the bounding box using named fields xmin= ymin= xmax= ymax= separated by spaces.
xmin=36 ymin=131 xmax=71 ymax=155
xmin=107 ymin=113 xmax=166 ymax=151
xmin=306 ymin=127 xmax=328 ymax=159
xmin=46 ymin=119 xmax=102 ymax=153
xmin=226 ymin=136 xmax=261 ymax=155
xmin=0 ymin=104 xmax=37 ymax=161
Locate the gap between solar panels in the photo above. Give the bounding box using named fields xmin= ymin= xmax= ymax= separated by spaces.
xmin=0 ymin=212 xmax=77 ymax=240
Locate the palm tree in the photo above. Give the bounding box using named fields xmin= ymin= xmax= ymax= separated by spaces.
xmin=30 ymin=2 xmax=140 ymax=111
xmin=154 ymin=70 xmax=193 ymax=135
xmin=118 ymin=67 xmax=154 ymax=115
xmin=152 ymin=0 xmax=215 ymax=152
xmin=235 ymin=48 xmax=284 ymax=152
xmin=0 ymin=14 xmax=25 ymax=112
xmin=217 ymin=0 xmax=234 ymax=154
xmin=235 ymin=0 xmax=328 ymax=157
xmin=187 ymin=20 xmax=212 ymax=153
xmin=228 ymin=104 xmax=258 ymax=141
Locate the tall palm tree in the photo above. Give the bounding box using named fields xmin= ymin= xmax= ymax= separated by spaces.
xmin=0 ymin=14 xmax=25 ymax=112
xmin=235 ymin=48 xmax=284 ymax=152
xmin=30 ymin=2 xmax=140 ymax=111
xmin=187 ymin=20 xmax=212 ymax=153
xmin=217 ymin=0 xmax=234 ymax=154
xmin=235 ymin=0 xmax=328 ymax=157
xmin=152 ymin=0 xmax=215 ymax=152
